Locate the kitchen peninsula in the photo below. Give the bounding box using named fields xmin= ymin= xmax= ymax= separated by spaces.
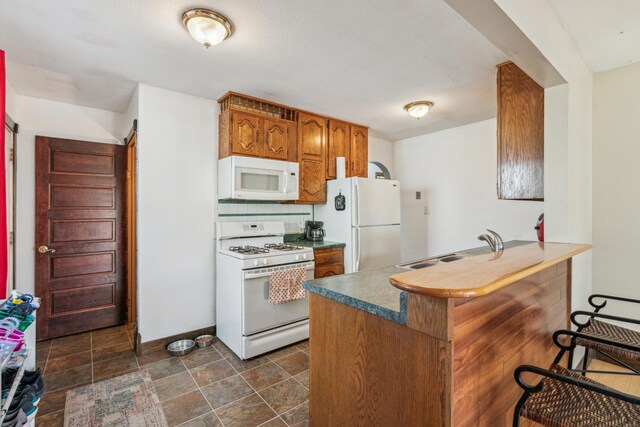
xmin=303 ymin=241 xmax=591 ymax=426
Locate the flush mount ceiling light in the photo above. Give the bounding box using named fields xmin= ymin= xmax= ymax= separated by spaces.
xmin=403 ymin=101 xmax=434 ymax=119
xmin=182 ymin=8 xmax=232 ymax=48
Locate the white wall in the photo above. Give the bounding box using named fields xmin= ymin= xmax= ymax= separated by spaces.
xmin=119 ymin=86 xmax=139 ymax=140
xmin=394 ymin=119 xmax=542 ymax=262
xmin=493 ymin=0 xmax=593 ymax=317
xmin=368 ymin=135 xmax=394 ymax=179
xmin=136 ymin=84 xmax=216 ymax=342
xmin=592 ymin=63 xmax=640 ymax=324
xmin=6 ymin=80 xmax=17 ymax=118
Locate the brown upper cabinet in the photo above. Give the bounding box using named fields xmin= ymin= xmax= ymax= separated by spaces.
xmin=350 ymin=125 xmax=368 ymax=178
xmin=217 ymin=92 xmax=368 ymax=203
xmin=496 ymin=62 xmax=544 ymax=201
xmin=327 ymin=120 xmax=350 ymax=179
xmin=219 ymin=110 xmax=292 ymax=160
xmin=262 ymin=118 xmax=291 ymax=160
xmin=327 ymin=121 xmax=368 ymax=179
xmin=298 ymin=113 xmax=327 ymax=203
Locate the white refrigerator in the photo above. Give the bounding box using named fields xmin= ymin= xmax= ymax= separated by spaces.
xmin=315 ymin=177 xmax=401 ymax=273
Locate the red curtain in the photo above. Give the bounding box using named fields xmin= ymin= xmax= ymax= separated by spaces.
xmin=0 ymin=49 xmax=7 ymax=299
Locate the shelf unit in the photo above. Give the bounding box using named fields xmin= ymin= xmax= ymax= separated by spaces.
xmin=0 ymin=296 xmax=37 ymax=427
xmin=0 ymin=349 xmax=31 ymax=423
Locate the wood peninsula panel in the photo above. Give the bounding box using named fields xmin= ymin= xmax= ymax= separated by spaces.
xmin=309 ymin=294 xmax=452 ymax=426
xmin=497 ymin=61 xmax=544 ymax=200
xmin=452 ymin=261 xmax=569 ymax=426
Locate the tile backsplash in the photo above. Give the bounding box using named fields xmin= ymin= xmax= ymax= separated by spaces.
xmin=217 ymin=202 xmax=312 ymax=234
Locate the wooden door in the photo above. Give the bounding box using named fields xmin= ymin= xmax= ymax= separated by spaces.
xmin=327 ymin=120 xmax=350 ymax=179
xmin=496 ymin=61 xmax=544 ymax=200
xmin=231 ymin=111 xmax=261 ymax=157
xmin=35 ymin=137 xmax=126 ymax=340
xmin=350 ymin=125 xmax=368 ymax=177
xmin=298 ymin=113 xmax=327 ymax=203
xmin=262 ymin=119 xmax=289 ymax=160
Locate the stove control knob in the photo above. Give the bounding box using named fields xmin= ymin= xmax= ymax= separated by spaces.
xmin=262 ymin=259 xmax=268 ymax=265
xmin=295 ymin=255 xmax=300 ymax=261
xmin=302 ymin=253 xmax=308 ymax=260
xmin=253 ymin=260 xmax=258 ymax=267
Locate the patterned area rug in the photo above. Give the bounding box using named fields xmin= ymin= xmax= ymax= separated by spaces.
xmin=64 ymin=370 xmax=168 ymax=427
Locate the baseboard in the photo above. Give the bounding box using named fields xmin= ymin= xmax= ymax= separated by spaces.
xmin=136 ymin=325 xmax=216 ymax=356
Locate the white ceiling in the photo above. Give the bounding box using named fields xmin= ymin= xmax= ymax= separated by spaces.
xmin=0 ymin=0 xmax=508 ymax=140
xmin=547 ymin=0 xmax=640 ymax=72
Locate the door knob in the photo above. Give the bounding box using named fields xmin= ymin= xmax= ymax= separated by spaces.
xmin=37 ymin=246 xmax=56 ymax=254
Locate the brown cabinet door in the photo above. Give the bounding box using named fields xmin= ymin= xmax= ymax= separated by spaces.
xmin=35 ymin=137 xmax=126 ymax=340
xmin=263 ymin=118 xmax=289 ymax=160
xmin=314 ymin=247 xmax=344 ymax=266
xmin=231 ymin=111 xmax=261 ymax=157
xmin=299 ymin=159 xmax=326 ymax=203
xmin=350 ymin=125 xmax=368 ymax=177
xmin=298 ymin=113 xmax=327 ymax=203
xmin=299 ymin=113 xmax=326 ymax=161
xmin=497 ymin=62 xmax=544 ymax=200
xmin=315 ymin=264 xmax=345 ymax=279
xmin=327 ymin=120 xmax=350 ymax=179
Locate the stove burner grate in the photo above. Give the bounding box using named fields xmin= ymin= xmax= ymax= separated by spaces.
xmin=264 ymin=243 xmax=304 ymax=251
xmin=228 ymin=246 xmax=270 ymax=255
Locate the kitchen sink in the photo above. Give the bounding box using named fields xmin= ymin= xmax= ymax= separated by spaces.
xmin=397 ymin=253 xmax=468 ymax=270
xmin=407 ymin=262 xmax=438 ymax=270
xmin=439 ymin=255 xmax=464 ymax=263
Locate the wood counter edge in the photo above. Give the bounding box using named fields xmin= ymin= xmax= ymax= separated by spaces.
xmin=389 ymin=243 xmax=592 ymax=298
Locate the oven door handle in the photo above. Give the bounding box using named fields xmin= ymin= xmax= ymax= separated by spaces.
xmin=243 ymin=262 xmax=315 ymax=279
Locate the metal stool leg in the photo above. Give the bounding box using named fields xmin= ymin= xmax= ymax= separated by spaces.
xmin=581 ymin=348 xmax=590 ymax=376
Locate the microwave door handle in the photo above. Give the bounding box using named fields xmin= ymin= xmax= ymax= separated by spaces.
xmin=283 ymin=170 xmax=289 ymax=194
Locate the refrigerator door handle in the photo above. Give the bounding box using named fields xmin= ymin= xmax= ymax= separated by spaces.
xmin=354 ymin=182 xmax=360 ymax=226
xmin=354 ymin=227 xmax=361 ymax=271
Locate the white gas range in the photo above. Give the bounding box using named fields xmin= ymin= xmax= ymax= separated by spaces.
xmin=215 ymin=221 xmax=314 ymax=359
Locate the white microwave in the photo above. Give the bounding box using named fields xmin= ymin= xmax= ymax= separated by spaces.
xmin=218 ymin=156 xmax=299 ymax=201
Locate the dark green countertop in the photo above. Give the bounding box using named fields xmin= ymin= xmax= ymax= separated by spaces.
xmin=284 ymin=234 xmax=346 ymax=250
xmin=303 ymin=240 xmax=534 ymax=324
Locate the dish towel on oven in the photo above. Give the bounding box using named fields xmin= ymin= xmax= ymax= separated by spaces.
xmin=269 ymin=267 xmax=307 ymax=304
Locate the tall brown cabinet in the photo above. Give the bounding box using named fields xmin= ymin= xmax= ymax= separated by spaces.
xmin=496 ymin=61 xmax=544 ymax=201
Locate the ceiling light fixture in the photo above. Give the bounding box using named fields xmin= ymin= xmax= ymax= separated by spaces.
xmin=404 ymin=101 xmax=434 ymax=119
xmin=182 ymin=8 xmax=232 ymax=48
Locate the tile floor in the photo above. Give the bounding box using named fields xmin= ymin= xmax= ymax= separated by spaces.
xmin=35 ymin=325 xmax=310 ymax=426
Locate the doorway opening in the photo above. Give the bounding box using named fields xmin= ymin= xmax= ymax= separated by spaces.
xmin=124 ymin=120 xmax=138 ymax=332
xmin=368 ymin=161 xmax=391 ymax=180
xmin=4 ymin=114 xmax=17 ymax=296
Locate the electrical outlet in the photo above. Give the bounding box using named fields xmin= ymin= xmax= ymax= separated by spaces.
xmin=416 ymin=191 xmax=421 ymax=200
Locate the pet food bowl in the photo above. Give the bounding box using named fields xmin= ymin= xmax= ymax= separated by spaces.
xmin=167 ymin=339 xmax=195 ymax=356
xmin=195 ymin=335 xmax=214 ymax=348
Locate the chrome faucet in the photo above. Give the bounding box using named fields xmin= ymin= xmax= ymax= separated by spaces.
xmin=477 ymin=229 xmax=504 ymax=253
